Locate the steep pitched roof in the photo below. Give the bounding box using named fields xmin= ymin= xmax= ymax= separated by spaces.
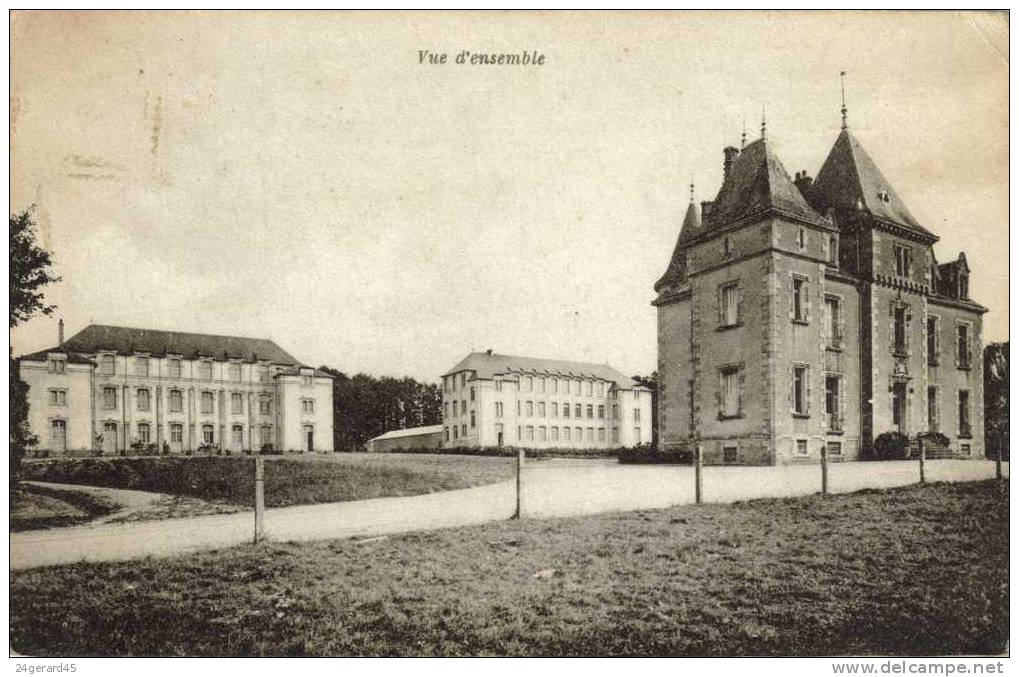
xmin=702 ymin=138 xmax=826 ymax=231
xmin=808 ymin=129 xmax=935 ymax=239
xmin=444 ymin=351 xmax=646 ymax=390
xmin=18 ymin=349 xmax=94 ymax=365
xmin=53 ymin=324 xmax=300 ymax=364
xmin=654 ymin=200 xmax=700 ymax=291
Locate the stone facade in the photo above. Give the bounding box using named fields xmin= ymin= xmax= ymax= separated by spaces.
xmin=18 ymin=324 xmax=334 ymax=455
xmin=440 ymin=351 xmax=652 ymax=450
xmin=654 ymin=126 xmax=986 ymax=465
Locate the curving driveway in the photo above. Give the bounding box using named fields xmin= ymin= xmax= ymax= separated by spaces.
xmin=10 ymin=458 xmax=1006 ymax=570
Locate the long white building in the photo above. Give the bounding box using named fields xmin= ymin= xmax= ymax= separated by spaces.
xmin=18 ymin=323 xmax=334 ymax=455
xmin=441 ymin=351 xmax=653 ymax=450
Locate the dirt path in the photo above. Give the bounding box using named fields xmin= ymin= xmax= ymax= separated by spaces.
xmin=22 ymin=481 xmax=170 ymax=525
xmin=10 ymin=459 xmax=1007 ymax=570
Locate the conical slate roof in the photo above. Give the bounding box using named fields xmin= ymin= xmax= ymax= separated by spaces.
xmin=654 ymin=200 xmax=700 ymax=291
xmin=703 ymin=138 xmax=826 ymax=230
xmin=808 ymin=129 xmax=934 ymax=239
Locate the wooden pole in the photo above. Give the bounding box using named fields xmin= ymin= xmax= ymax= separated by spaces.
xmin=254 ymin=456 xmax=265 ymax=543
xmin=820 ymin=442 xmax=829 ymax=495
xmin=918 ymin=439 xmax=926 ymax=485
xmin=694 ymin=445 xmax=703 ymax=504
xmin=513 ymin=447 xmax=524 ymax=519
xmin=996 ymin=443 xmax=1003 ymax=480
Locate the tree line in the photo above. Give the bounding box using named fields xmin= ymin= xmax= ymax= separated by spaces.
xmin=318 ymin=368 xmax=442 ymax=450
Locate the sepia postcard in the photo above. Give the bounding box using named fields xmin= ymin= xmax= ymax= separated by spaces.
xmin=7 ymin=9 xmax=1010 ymax=667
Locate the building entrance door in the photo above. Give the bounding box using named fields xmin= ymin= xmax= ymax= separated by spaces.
xmin=892 ymin=382 xmax=907 ymax=433
xmin=103 ymin=422 xmax=118 ymax=454
xmin=303 ymin=424 xmax=314 ymax=452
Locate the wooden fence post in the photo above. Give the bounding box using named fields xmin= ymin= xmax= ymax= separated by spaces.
xmin=821 ymin=442 xmax=829 ymax=495
xmin=694 ymin=445 xmax=703 ymax=504
xmin=918 ymin=439 xmax=926 ymax=485
xmin=254 ymin=456 xmax=265 ymax=543
xmin=996 ymin=444 xmax=1003 ymax=481
xmin=513 ymin=447 xmax=524 ymax=519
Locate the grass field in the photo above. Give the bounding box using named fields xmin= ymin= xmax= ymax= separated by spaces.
xmin=18 ymin=454 xmax=517 ymax=509
xmin=10 ymin=484 xmax=120 ymax=531
xmin=10 ymin=479 xmax=1007 ymax=656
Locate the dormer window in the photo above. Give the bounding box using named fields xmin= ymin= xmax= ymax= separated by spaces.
xmin=51 ymin=358 xmax=66 ymax=374
xmin=877 ymin=190 xmax=891 ymax=203
xmin=100 ymin=354 xmax=115 ymax=376
xmin=959 ymin=272 xmax=969 ymax=299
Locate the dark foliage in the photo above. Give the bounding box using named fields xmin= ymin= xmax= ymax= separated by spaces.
xmin=984 ymin=342 xmax=1008 ymax=460
xmin=10 ymin=207 xmax=61 ymax=329
xmin=9 ymin=357 xmax=36 ymax=487
xmin=618 ymin=444 xmax=692 ymax=464
xmin=318 ymin=367 xmax=441 ymax=451
xmin=873 ymin=431 xmax=911 ymax=460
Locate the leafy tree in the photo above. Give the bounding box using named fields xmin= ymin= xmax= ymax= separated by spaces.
xmin=319 ymin=367 xmax=442 ymax=450
xmin=10 ymin=207 xmax=61 ymax=328
xmin=984 ymin=342 xmax=1008 ymax=460
xmin=9 ymin=207 xmax=60 ymax=485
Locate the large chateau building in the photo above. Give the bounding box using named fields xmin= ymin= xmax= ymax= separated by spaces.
xmin=441 ymin=351 xmax=652 ymax=450
xmin=18 ymin=323 xmax=334 ymax=455
xmin=654 ymin=119 xmax=986 ymax=464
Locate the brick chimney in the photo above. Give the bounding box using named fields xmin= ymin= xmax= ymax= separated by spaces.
xmin=723 ymin=146 xmax=740 ymax=179
xmin=58 ymin=318 xmax=64 ymax=345
xmin=793 ymin=170 xmax=813 ymax=197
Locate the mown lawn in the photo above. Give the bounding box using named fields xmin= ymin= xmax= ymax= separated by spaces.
xmin=10 ymin=480 xmax=1008 ymax=657
xmin=10 ymin=484 xmax=120 ymax=532
xmin=18 ymin=454 xmax=517 ymax=508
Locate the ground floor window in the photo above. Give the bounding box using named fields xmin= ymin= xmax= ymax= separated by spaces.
xmin=232 ymin=424 xmax=243 ymax=445
xmin=551 ymin=426 xmax=559 ymax=441
xmin=563 ymin=427 xmax=571 ymax=442
xmin=170 ymin=424 xmax=183 ymax=443
xmin=723 ymin=444 xmax=737 ymax=463
xmin=260 ymin=425 xmax=273 ymax=448
xmin=958 ymin=390 xmax=971 ymax=437
xmin=961 ymin=443 xmax=971 ymax=456
xmin=202 ymin=424 xmax=214 ymax=445
xmin=795 ymin=439 xmax=808 ymax=455
xmin=633 ymin=427 xmax=641 ymax=444
xmin=138 ymin=422 xmax=151 ymax=444
xmin=827 ymin=441 xmax=842 ymax=456
xmin=928 ymin=386 xmax=939 ymax=432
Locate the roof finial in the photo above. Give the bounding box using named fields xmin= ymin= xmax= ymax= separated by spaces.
xmin=689 ymin=177 xmax=695 ymax=203
xmin=840 ymin=70 xmax=848 ymax=130
xmin=740 ymin=117 xmax=747 ymax=148
xmin=760 ymin=106 xmax=767 ymax=141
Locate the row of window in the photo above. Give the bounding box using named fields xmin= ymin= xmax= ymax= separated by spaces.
xmin=73 ymin=356 xmax=318 ymax=386
xmin=444 ymin=424 xmax=643 ymax=445
xmin=48 ymin=419 xmax=278 ymax=449
xmin=719 ymin=228 xmax=837 ymax=266
xmin=445 ymin=399 xmax=642 ymax=423
xmin=97 ymin=386 xmax=280 ymax=415
xmin=443 ymin=372 xmax=611 ymax=398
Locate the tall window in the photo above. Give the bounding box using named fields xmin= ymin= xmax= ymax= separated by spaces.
xmin=523 ymin=376 xmax=533 ymax=392
xmin=958 ymin=390 xmax=971 ymax=437
xmin=103 ymin=386 xmax=117 ymax=410
xmin=537 ymin=378 xmax=545 ymax=394
xmin=825 ymin=296 xmax=842 ymax=349
xmin=495 ymin=402 xmax=503 ymax=418
xmin=301 ymin=398 xmax=315 ymax=414
xmin=169 ymin=389 xmax=183 ymax=412
xmin=526 ymin=401 xmax=533 ymax=417
xmin=956 ymin=324 xmax=971 ymax=369
xmin=798 ymin=227 xmax=806 ymax=250
xmin=550 ymin=378 xmax=558 ymax=394
xmin=894 ymin=244 xmax=912 ymax=277
xmin=232 ymin=425 xmax=243 ymax=445
xmin=584 ymin=381 xmax=593 ymax=397
xmin=563 ymin=402 xmax=571 ymax=419
xmin=720 ymin=282 xmax=739 ymax=327
xmin=959 ymin=272 xmax=969 ymax=299
xmin=135 ymin=356 xmax=149 ymax=377
xmin=551 ymin=402 xmax=558 ymax=418
xmin=49 ymin=389 xmax=67 ymax=406
xmin=101 ymin=355 xmax=115 ymax=375
xmin=825 ymin=376 xmax=841 ymax=432
xmin=927 ymin=386 xmax=939 ymax=432
xmin=470 ymin=411 xmax=476 ymax=428
xmin=495 ymin=379 xmax=503 ymax=392
xmin=453 ymin=401 xmax=459 ymax=416
xmin=170 ymin=423 xmax=183 ymax=443
xmin=597 ymin=405 xmax=605 ymax=419
xmin=138 ymin=423 xmax=151 ymax=444
xmin=137 ymin=388 xmax=151 ymax=412
xmin=169 ymin=359 xmax=182 ymax=378
xmin=893 ymin=305 xmax=908 ymax=354
xmin=201 ymin=391 xmax=214 ymax=414
xmin=470 ymin=386 xmax=476 ymax=401
xmin=793 ymin=277 xmax=808 ymax=322
xmin=927 ymin=316 xmax=940 ymax=365
xmin=198 ymin=361 xmax=213 ymax=380
xmin=792 ymin=365 xmax=809 ymax=416
xmin=231 ymin=392 xmax=243 ymax=414
xmin=51 ymin=419 xmax=67 ymax=450
xmin=202 ymin=425 xmax=214 ymax=445
xmin=828 ymin=236 xmax=838 ymax=266
xmin=537 ymin=402 xmax=546 ymax=417
xmin=575 ymin=404 xmax=582 ymax=418
xmin=586 ymin=404 xmax=594 ymax=419
xmin=720 ymin=366 xmax=739 ymax=417
xmin=228 ymin=364 xmax=241 ymax=381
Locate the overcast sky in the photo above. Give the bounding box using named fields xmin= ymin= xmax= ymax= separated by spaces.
xmin=10 ymin=11 xmax=1009 ymax=382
